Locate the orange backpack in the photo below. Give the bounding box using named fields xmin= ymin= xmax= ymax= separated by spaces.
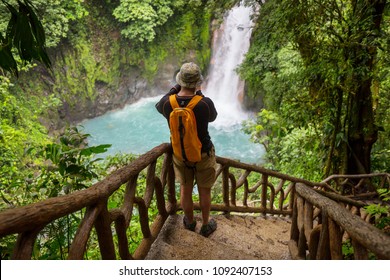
xmin=169 ymin=94 xmax=203 ymax=163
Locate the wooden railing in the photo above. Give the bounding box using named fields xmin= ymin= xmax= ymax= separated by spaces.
xmin=210 ymin=156 xmax=324 ymax=215
xmin=0 ymin=143 xmax=389 ymax=260
xmin=0 ymin=143 xmax=176 ymax=260
xmin=321 ymin=173 xmax=390 ymax=196
xmin=289 ymin=181 xmax=390 ymax=260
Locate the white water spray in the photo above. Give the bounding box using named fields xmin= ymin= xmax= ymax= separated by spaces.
xmin=205 ymin=3 xmax=254 ymax=129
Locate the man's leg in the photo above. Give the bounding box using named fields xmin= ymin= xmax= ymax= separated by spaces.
xmin=198 ymin=186 xmax=217 ymax=237
xmin=181 ymin=183 xmax=194 ymax=223
xmin=173 ymin=155 xmax=195 ymax=226
xmin=198 ymin=187 xmax=211 ymax=226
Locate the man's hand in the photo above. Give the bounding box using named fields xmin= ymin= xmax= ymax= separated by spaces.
xmin=169 ymin=84 xmax=181 ymax=95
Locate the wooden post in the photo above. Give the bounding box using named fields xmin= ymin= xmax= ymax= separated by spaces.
xmin=290 ymin=196 xmax=299 ymax=241
xmin=297 ymin=196 xmax=304 ymax=232
xmin=316 ymin=209 xmax=330 ymax=259
xmin=269 ymin=183 xmax=275 ymax=211
xmin=94 ymin=201 xmax=116 ymax=260
xmin=296 ymin=196 xmax=307 ymax=259
xmin=229 ymin=173 xmax=237 ymax=206
xmin=261 ymin=174 xmax=268 ymax=211
xmin=328 ymin=218 xmax=342 ymax=260
xmin=69 ymin=205 xmax=101 ymax=259
xmin=308 ymin=225 xmax=321 ymax=259
xmin=352 ymin=238 xmax=369 ymax=260
xmin=154 ymin=176 xmax=168 ymax=218
xmin=123 ymin=176 xmax=137 ymax=227
xmin=288 ymin=183 xmax=296 ymax=213
xmin=114 ymin=213 xmax=133 ymax=260
xmin=12 ymin=226 xmax=43 ymax=260
xmin=303 ymin=201 xmax=313 ymax=242
xmin=243 ymin=179 xmax=249 ymax=207
xmin=166 ymin=152 xmax=177 ymax=214
xmin=134 ymin=197 xmax=151 ymax=239
xmin=144 ymin=161 xmax=157 ymax=208
xmin=222 ymin=166 xmax=230 ymax=209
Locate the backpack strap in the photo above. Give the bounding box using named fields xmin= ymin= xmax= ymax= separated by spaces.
xmin=169 ymin=94 xmax=179 ymax=109
xmin=169 ymin=94 xmax=203 ymax=109
xmin=187 ymin=95 xmax=203 ymax=109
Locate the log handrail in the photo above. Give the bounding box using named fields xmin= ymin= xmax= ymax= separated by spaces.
xmin=321 ymin=173 xmax=390 ymax=195
xmin=0 ymin=143 xmax=174 ymax=260
xmin=0 ymin=143 xmax=172 ymax=237
xmin=289 ymin=183 xmax=390 ymax=260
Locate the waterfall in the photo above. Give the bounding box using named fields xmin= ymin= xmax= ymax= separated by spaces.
xmin=205 ymin=3 xmax=254 ymax=129
xmin=80 ymin=3 xmax=264 ymax=163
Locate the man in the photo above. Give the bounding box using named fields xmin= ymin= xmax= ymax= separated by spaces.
xmin=155 ymin=62 xmax=218 ymax=237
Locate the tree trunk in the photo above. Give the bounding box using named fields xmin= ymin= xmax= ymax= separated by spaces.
xmin=345 ymin=0 xmax=385 ymax=175
xmin=346 ymin=81 xmax=378 ymax=175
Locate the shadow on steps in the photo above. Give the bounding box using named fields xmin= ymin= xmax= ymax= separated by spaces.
xmin=145 ymin=214 xmax=291 ymax=260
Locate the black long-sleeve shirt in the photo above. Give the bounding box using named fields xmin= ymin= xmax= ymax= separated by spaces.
xmin=155 ymin=85 xmax=218 ymax=153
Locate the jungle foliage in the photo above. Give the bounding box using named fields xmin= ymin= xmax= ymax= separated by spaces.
xmin=240 ymin=0 xmax=390 ymax=181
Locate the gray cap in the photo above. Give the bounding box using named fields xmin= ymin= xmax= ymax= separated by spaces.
xmin=176 ymin=62 xmax=204 ymax=88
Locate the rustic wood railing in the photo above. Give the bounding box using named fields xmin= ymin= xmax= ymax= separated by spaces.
xmin=289 ymin=181 xmax=390 ymax=260
xmin=210 ymin=156 xmax=324 ymax=215
xmin=321 ymin=173 xmax=390 ymax=196
xmin=0 ymin=143 xmax=176 ymax=260
xmin=0 ymin=143 xmax=389 ymax=260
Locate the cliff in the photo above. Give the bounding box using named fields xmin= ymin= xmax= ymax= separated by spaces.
xmin=16 ymin=3 xmax=213 ymax=131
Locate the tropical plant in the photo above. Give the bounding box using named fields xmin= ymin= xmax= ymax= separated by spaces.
xmin=35 ymin=126 xmax=111 ymax=197
xmin=0 ymin=0 xmax=51 ymax=76
xmin=240 ymin=0 xmax=389 ymax=178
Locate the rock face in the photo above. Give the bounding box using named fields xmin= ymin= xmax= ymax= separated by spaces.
xmin=146 ymin=214 xmax=292 ymax=260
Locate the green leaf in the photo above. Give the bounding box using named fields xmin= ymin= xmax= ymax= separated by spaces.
xmin=80 ymin=144 xmax=112 ymax=156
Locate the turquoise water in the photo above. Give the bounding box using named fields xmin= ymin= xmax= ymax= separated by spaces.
xmin=80 ymin=96 xmax=264 ymax=164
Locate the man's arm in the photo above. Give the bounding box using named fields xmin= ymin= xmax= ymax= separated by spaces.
xmin=207 ymin=98 xmax=218 ymax=122
xmin=155 ymin=84 xmax=181 ymax=114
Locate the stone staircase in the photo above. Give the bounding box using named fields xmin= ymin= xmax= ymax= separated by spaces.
xmin=146 ymin=214 xmax=292 ymax=260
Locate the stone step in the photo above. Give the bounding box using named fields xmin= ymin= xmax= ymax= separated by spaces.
xmin=145 ymin=214 xmax=291 ymax=260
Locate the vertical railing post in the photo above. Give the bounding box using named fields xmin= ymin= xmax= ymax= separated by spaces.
xmin=115 ymin=214 xmax=133 ymax=260
xmin=289 ymin=182 xmax=296 ymax=213
xmin=12 ymin=226 xmax=44 ymax=260
xmin=352 ymin=239 xmax=369 ymax=259
xmin=222 ymin=166 xmax=230 ymax=210
xmin=94 ymin=201 xmax=116 ymax=260
xmin=316 ymin=209 xmax=330 ymax=259
xmin=328 ymin=218 xmax=342 ymax=260
xmin=229 ymin=173 xmax=237 ymax=206
xmin=166 ymin=152 xmax=177 ymax=214
xmin=304 ymin=201 xmax=313 ymax=242
xmin=69 ymin=205 xmax=101 ymax=259
xmin=144 ymin=161 xmax=157 ymax=207
xmin=296 ymin=196 xmax=306 ymax=258
xmin=261 ymin=174 xmax=268 ymax=212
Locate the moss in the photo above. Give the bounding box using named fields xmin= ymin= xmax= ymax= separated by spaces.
xmin=143 ymin=44 xmax=169 ymax=81
xmin=196 ymin=10 xmax=212 ymax=69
